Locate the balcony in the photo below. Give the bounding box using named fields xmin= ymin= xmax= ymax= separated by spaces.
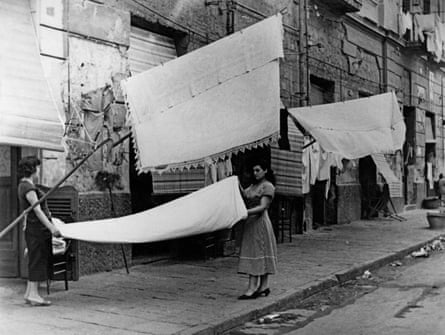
xmin=324 ymin=0 xmax=363 ymax=13
xmin=403 ymin=13 xmax=445 ymax=65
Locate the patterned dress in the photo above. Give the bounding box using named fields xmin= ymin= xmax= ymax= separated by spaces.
xmin=238 ymin=180 xmax=278 ymax=276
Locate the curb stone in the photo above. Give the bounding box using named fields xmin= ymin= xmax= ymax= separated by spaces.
xmin=183 ymin=233 xmax=445 ymax=335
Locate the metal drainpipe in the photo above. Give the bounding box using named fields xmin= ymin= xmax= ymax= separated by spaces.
xmin=304 ymin=0 xmax=310 ymax=106
xmin=298 ymin=0 xmax=306 ymax=107
xmin=382 ymin=33 xmax=388 ymax=93
xmin=440 ymin=77 xmax=445 ymax=169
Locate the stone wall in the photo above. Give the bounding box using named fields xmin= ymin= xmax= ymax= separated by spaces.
xmin=34 ymin=0 xmax=445 ymax=263
xmin=77 ymin=192 xmax=132 ymax=275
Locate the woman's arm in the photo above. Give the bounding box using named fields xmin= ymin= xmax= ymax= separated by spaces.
xmin=25 ymin=190 xmax=61 ymax=237
xmin=247 ymin=196 xmax=272 ymax=216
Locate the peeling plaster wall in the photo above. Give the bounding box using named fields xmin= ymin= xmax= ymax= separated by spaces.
xmin=65 ymin=36 xmax=130 ymax=193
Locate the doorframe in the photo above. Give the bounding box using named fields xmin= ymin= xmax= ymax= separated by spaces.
xmin=0 ymin=146 xmax=20 ymax=277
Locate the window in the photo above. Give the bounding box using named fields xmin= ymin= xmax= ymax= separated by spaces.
xmin=423 ymin=0 xmax=431 ymax=14
xmin=402 ymin=0 xmax=410 ymax=12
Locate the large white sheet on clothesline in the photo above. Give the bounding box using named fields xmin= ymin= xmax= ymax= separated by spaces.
xmin=121 ymin=14 xmax=283 ymax=172
xmin=288 ymin=92 xmax=406 ymax=159
xmin=55 ymin=176 xmax=247 ymax=244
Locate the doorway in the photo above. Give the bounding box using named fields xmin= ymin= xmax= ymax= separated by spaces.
xmin=0 ymin=146 xmax=19 ymax=277
xmin=309 ymin=75 xmax=336 ymax=226
xmin=359 ymin=156 xmax=377 ymax=219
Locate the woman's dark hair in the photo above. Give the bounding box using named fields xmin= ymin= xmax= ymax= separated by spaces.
xmin=251 ymin=158 xmax=276 ymax=185
xmin=18 ymin=156 xmax=41 ymax=178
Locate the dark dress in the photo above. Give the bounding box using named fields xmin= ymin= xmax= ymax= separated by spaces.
xmin=18 ymin=180 xmax=52 ymax=281
xmin=238 ymin=180 xmax=278 ymax=276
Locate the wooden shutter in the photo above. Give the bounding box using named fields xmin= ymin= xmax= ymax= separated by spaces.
xmin=271 ymin=117 xmax=303 ymax=196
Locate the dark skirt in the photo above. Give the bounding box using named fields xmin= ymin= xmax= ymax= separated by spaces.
xmin=25 ymin=227 xmax=52 ymax=282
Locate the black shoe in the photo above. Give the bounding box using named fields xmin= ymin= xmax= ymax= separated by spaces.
xmin=238 ymin=292 xmax=258 ymax=300
xmin=255 ymin=288 xmax=270 ymax=297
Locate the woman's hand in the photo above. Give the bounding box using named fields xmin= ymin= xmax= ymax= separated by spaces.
xmin=51 ymin=226 xmax=62 ymax=238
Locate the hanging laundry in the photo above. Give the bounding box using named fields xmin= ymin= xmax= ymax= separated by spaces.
xmin=413 ymin=14 xmax=436 ymax=43
xmin=122 ymin=15 xmax=283 ymax=173
xmin=289 ymin=92 xmax=405 ymax=159
xmin=427 ymin=162 xmax=434 ymax=190
xmin=301 ymin=137 xmax=311 ymax=194
xmin=308 ymin=142 xmax=320 ymax=185
xmin=399 ymin=10 xmax=413 ymax=37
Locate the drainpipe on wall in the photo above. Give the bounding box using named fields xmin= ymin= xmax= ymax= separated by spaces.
xmin=298 ymin=0 xmax=306 ymax=107
xmin=304 ymin=0 xmax=310 ymax=106
xmin=440 ymin=77 xmax=445 ymax=172
xmin=297 ymin=0 xmax=312 ymax=232
xmin=382 ymin=32 xmax=389 ymax=93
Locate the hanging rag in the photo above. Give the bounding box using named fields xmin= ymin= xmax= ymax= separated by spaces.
xmin=427 ymin=162 xmax=434 ymax=190
xmin=302 ymin=137 xmax=311 ymax=194
xmin=399 ymin=10 xmax=413 ymax=37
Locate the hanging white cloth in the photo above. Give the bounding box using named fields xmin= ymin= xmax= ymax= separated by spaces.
xmin=427 ymin=162 xmax=434 ymax=190
xmin=288 ymin=92 xmax=405 ymax=159
xmin=122 ymin=15 xmax=283 ymax=173
xmin=399 ymin=10 xmax=413 ymax=37
xmin=309 ymin=142 xmax=321 ymax=185
xmin=302 ymin=137 xmax=311 ymax=194
xmin=56 ymin=176 xmax=247 ymax=243
xmin=413 ymin=14 xmax=437 ymax=42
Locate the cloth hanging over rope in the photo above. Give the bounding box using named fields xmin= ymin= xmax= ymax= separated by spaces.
xmin=288 ymin=92 xmax=405 ymax=159
xmin=121 ymin=14 xmax=283 ymax=173
xmin=0 ymin=0 xmax=64 ymax=151
xmin=55 ymin=176 xmax=247 ymax=244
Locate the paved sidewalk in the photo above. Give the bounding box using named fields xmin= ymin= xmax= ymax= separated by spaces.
xmin=1 ymin=210 xmax=444 ymax=335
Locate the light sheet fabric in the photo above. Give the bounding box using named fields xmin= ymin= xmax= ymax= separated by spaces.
xmin=371 ymin=153 xmax=399 ymax=184
xmin=288 ymin=92 xmax=406 ymax=160
xmin=55 ymin=176 xmax=247 ymax=244
xmin=122 ymin=15 xmax=283 ymax=172
xmin=0 ymin=0 xmax=64 ymax=151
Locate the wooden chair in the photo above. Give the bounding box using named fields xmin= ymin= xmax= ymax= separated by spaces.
xmin=47 ymin=239 xmax=72 ymax=294
xmin=37 ymin=184 xmax=79 ymax=294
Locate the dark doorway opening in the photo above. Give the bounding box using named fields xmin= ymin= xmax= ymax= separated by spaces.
xmin=359 ymin=156 xmax=377 ymax=219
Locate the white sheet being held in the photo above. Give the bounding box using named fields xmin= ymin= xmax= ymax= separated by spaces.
xmin=55 ymin=176 xmax=247 ymax=244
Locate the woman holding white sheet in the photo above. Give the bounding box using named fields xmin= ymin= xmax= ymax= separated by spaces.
xmin=238 ymin=159 xmax=278 ymax=299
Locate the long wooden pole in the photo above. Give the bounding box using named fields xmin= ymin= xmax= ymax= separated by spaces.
xmin=0 ymin=133 xmax=131 ymax=240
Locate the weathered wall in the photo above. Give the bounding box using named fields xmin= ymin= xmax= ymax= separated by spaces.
xmin=77 ymin=192 xmax=132 ymax=275
xmin=35 ymin=0 xmax=303 ymax=273
xmin=31 ymin=0 xmax=445 ymax=274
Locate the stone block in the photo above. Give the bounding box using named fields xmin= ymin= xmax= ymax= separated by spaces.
xmin=40 ymin=26 xmax=65 ymax=58
xmin=344 ymin=24 xmax=382 ymax=55
xmin=40 ymin=0 xmax=64 ymax=29
xmin=68 ymin=0 xmax=130 ymax=46
xmin=342 ymin=40 xmax=357 ymax=57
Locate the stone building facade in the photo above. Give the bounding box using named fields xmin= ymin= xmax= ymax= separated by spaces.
xmin=5 ymin=0 xmax=443 ymax=277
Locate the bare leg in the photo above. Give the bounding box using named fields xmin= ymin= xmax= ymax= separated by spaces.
xmin=244 ymin=275 xmax=259 ymax=296
xmin=24 ymin=281 xmax=31 ymax=301
xmin=27 ymin=281 xmax=45 ymax=302
xmin=258 ymin=274 xmax=269 ymax=291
